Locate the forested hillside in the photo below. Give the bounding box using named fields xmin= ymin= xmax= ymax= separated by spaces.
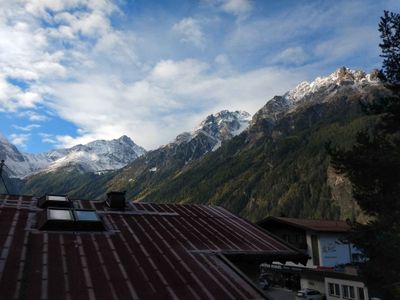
xmin=14 ymin=68 xmax=396 ymax=223
xmin=109 ymin=69 xmax=393 ymax=222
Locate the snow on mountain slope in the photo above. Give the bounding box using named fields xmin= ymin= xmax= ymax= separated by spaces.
xmin=0 ymin=135 xmax=145 ymax=178
xmin=253 ymin=67 xmax=383 ymax=123
xmin=45 ymin=135 xmax=145 ymax=173
xmin=285 ymin=67 xmax=381 ymax=104
xmin=171 ymin=110 xmax=251 ymax=151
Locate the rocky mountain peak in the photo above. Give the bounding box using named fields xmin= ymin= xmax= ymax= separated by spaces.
xmin=117 ymin=135 xmax=134 ymax=144
xmin=163 ymin=110 xmax=251 ymax=163
xmin=0 ymin=134 xmax=146 ymax=178
xmin=171 ymin=110 xmax=251 ymax=147
xmin=286 ymin=67 xmax=381 ymax=103
xmin=253 ymin=67 xmax=385 ymax=125
xmin=194 ymin=110 xmax=251 ymax=141
xmin=45 ymin=136 xmax=146 ymax=173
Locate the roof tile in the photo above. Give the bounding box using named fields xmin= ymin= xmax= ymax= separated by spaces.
xmin=0 ymin=194 xmax=307 ymax=299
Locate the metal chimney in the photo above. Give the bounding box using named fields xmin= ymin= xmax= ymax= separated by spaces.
xmin=105 ymin=191 xmax=126 ymax=210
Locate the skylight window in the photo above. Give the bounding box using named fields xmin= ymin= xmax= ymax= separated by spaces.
xmin=38 ymin=194 xmax=71 ymax=208
xmin=48 ymin=208 xmax=73 ymax=220
xmin=75 ymin=210 xmax=100 ymax=221
xmin=47 ymin=195 xmax=68 ymax=202
xmin=38 ymin=208 xmax=105 ymax=231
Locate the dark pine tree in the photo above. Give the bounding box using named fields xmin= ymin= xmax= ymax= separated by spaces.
xmin=329 ymin=11 xmax=400 ymax=300
xmin=379 ymin=10 xmax=400 ymax=84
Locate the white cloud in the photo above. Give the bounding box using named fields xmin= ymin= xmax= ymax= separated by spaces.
xmin=38 ymin=132 xmax=57 ymax=144
xmin=17 ymin=110 xmax=49 ymax=122
xmin=49 ymin=58 xmax=307 ymax=149
xmin=25 ymin=0 xmax=118 ymax=18
xmin=0 ymin=74 xmax=43 ymax=112
xmin=0 ymin=0 xmax=127 ymax=114
xmin=219 ymin=0 xmax=252 ymax=17
xmin=13 ymin=124 xmax=41 ymax=132
xmin=173 ymin=18 xmax=205 ymax=48
xmin=9 ymin=133 xmax=30 ymax=148
xmin=272 ymin=47 xmax=309 ymax=66
xmin=0 ymin=0 xmax=397 ymax=152
xmin=206 ymin=0 xmax=252 ymax=19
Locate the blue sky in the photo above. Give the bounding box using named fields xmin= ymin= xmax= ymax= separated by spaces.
xmin=0 ymin=0 xmax=399 ymax=153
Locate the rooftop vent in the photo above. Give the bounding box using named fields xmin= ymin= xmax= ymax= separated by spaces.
xmin=106 ymin=191 xmax=126 ymax=210
xmin=38 ymin=208 xmax=105 ymax=231
xmin=37 ymin=194 xmax=71 ymax=208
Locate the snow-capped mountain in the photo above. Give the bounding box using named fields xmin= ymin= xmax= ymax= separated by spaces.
xmin=286 ymin=67 xmax=381 ymax=103
xmin=0 ymin=133 xmax=41 ymax=178
xmin=97 ymin=110 xmax=251 ymax=200
xmin=114 ymin=66 xmax=395 ymax=220
xmin=142 ymin=109 xmax=252 ymax=170
xmin=43 ymin=135 xmax=146 ymax=174
xmin=170 ymin=110 xmax=251 ymax=151
xmin=0 ymin=135 xmax=145 ymax=178
xmin=254 ymin=67 xmax=383 ymax=123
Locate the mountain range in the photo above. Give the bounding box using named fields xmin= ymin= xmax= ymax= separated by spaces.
xmin=2 ymin=67 xmax=396 ymax=222
xmin=0 ymin=135 xmax=145 ymax=178
xmin=2 ymin=110 xmax=251 ymax=197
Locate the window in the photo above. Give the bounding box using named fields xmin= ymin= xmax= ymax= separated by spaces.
xmin=47 ymin=195 xmax=68 ymax=202
xmin=38 ymin=194 xmax=71 ymax=208
xmin=48 ymin=208 xmax=73 ymax=220
xmin=39 ymin=208 xmax=105 ymax=231
xmin=335 ymin=284 xmax=340 ymax=296
xmin=328 ymin=283 xmax=340 ymax=297
xmin=311 ymin=235 xmax=320 ymax=266
xmin=358 ymin=287 xmax=365 ymax=300
xmin=75 ymin=210 xmax=100 ymax=221
xmin=342 ymin=285 xmax=355 ymax=300
xmin=349 ymin=286 xmax=355 ymax=299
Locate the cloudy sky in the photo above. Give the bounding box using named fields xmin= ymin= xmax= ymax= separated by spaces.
xmin=0 ymin=0 xmax=399 ymax=152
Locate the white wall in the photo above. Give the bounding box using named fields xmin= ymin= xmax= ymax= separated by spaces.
xmin=325 ymin=277 xmax=368 ymax=300
xmin=300 ymin=277 xmax=325 ymax=294
xmin=274 ymin=231 xmax=362 ymax=269
xmin=318 ymin=233 xmax=352 ymax=267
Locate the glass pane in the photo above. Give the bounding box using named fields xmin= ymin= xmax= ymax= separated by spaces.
xmin=335 ymin=284 xmax=340 ymax=296
xmin=48 ymin=195 xmax=68 ymax=201
xmin=343 ymin=285 xmax=349 ymax=298
xmin=329 ymin=283 xmax=334 ymax=295
xmin=358 ymin=287 xmax=365 ymax=300
xmin=49 ymin=209 xmax=72 ymax=220
xmin=75 ymin=210 xmax=99 ymax=221
xmin=349 ymin=286 xmax=355 ymax=299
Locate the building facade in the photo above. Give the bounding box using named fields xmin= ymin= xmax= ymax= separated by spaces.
xmin=258 ymin=217 xmax=369 ymax=299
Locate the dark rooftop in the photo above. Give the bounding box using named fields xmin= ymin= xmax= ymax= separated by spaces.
xmin=0 ymin=194 xmax=307 ymax=300
xmin=258 ymin=216 xmax=351 ymax=233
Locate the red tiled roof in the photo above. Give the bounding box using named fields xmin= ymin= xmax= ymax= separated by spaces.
xmin=0 ymin=194 xmax=307 ymax=300
xmin=259 ymin=216 xmax=351 ymax=233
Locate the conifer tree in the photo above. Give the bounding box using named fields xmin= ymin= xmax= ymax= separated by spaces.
xmin=379 ymin=10 xmax=400 ymax=83
xmin=329 ymin=10 xmax=400 ymax=300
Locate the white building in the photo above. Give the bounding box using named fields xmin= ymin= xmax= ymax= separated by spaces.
xmin=258 ymin=217 xmax=362 ymax=268
xmin=258 ymin=217 xmax=369 ymax=299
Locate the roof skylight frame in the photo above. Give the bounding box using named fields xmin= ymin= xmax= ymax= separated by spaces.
xmin=37 ymin=194 xmax=71 ymax=208
xmin=47 ymin=207 xmax=74 ymax=221
xmin=38 ymin=207 xmax=105 ymax=231
xmin=74 ymin=209 xmax=101 ymax=222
